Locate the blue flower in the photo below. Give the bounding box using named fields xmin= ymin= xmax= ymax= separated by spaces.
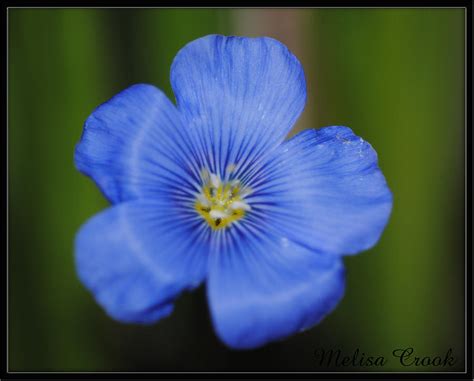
xmin=74 ymin=34 xmax=392 ymax=349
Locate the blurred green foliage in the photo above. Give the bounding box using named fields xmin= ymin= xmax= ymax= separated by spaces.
xmin=8 ymin=8 xmax=465 ymax=371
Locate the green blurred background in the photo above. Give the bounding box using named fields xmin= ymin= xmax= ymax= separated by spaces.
xmin=8 ymin=8 xmax=465 ymax=372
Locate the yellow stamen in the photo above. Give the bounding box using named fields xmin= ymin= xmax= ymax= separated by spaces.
xmin=195 ymin=170 xmax=251 ymax=230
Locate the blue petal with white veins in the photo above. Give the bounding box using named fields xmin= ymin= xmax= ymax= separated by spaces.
xmin=170 ymin=34 xmax=307 ymax=179
xmin=207 ymin=226 xmax=345 ymax=349
xmin=75 ymin=198 xmax=210 ymax=323
xmin=244 ymin=126 xmax=393 ymax=256
xmin=75 ymin=84 xmax=202 ymax=204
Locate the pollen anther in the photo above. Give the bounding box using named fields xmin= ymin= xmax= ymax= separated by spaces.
xmin=195 ymin=169 xmax=251 ymax=230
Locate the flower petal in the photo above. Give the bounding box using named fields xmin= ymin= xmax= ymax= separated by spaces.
xmin=245 ymin=126 xmax=393 ymax=256
xmin=75 ymin=198 xmax=210 ymax=323
xmin=207 ymin=227 xmax=345 ymax=349
xmin=170 ymin=34 xmax=306 ymax=178
xmin=75 ymin=84 xmax=202 ymax=203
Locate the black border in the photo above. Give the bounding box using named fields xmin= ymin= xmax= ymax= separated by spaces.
xmin=2 ymin=1 xmax=472 ymax=379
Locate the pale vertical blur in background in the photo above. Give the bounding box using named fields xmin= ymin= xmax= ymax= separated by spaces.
xmin=8 ymin=8 xmax=465 ymax=371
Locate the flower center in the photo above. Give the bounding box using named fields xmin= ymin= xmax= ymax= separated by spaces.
xmin=195 ymin=169 xmax=251 ymax=230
